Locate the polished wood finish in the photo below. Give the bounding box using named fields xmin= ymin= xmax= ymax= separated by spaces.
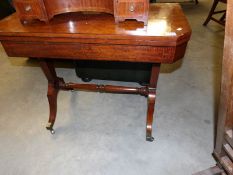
xmin=2 ymin=41 xmax=187 ymax=63
xmin=39 ymin=59 xmax=161 ymax=140
xmin=13 ymin=0 xmax=149 ymax=25
xmin=64 ymin=83 xmax=149 ymax=95
xmin=43 ymin=0 xmax=114 ymax=20
xmin=114 ymin=0 xmax=149 ymax=24
xmin=13 ymin=0 xmax=48 ymax=23
xmin=146 ymin=64 xmax=160 ymax=141
xmin=0 ymin=4 xmax=191 ymax=141
xmin=39 ymin=60 xmax=62 ymax=132
xmin=0 ymin=4 xmax=191 ymax=63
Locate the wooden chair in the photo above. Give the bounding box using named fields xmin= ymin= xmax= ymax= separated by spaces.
xmin=203 ymin=0 xmax=227 ymax=26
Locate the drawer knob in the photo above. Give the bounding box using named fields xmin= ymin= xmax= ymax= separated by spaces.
xmin=25 ymin=5 xmax=32 ymax=12
xmin=129 ymin=3 xmax=135 ymax=12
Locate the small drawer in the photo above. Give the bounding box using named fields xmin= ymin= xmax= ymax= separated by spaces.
xmin=116 ymin=1 xmax=145 ymax=17
xmin=114 ymin=0 xmax=149 ymax=25
xmin=13 ymin=0 xmax=48 ymax=22
xmin=115 ymin=0 xmax=146 ymax=17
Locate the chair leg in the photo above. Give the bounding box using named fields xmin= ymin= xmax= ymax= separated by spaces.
xmin=220 ymin=12 xmax=226 ymax=22
xmin=203 ymin=0 xmax=219 ymax=26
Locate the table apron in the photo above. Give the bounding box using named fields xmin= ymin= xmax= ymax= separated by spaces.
xmin=1 ymin=41 xmax=187 ymax=63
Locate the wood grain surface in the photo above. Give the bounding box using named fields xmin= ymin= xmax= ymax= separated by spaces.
xmin=13 ymin=0 xmax=149 ymax=24
xmin=0 ymin=4 xmax=191 ymax=63
xmin=0 ymin=3 xmax=191 ymax=141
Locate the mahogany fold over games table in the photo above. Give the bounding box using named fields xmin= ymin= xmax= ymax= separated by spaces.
xmin=0 ymin=4 xmax=191 ymax=141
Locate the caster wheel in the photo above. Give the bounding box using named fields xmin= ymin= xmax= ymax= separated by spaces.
xmin=50 ymin=129 xmax=55 ymax=134
xmin=146 ymin=136 xmax=154 ymax=142
xmin=81 ymin=77 xmax=92 ymax=82
xmin=46 ymin=122 xmax=55 ymax=134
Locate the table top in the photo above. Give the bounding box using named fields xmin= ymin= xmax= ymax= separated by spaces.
xmin=0 ymin=3 xmax=191 ymax=47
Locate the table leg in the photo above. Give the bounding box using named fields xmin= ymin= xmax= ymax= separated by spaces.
xmin=39 ymin=59 xmax=65 ymax=134
xmin=146 ymin=63 xmax=160 ymax=142
xmin=39 ymin=59 xmax=160 ymax=140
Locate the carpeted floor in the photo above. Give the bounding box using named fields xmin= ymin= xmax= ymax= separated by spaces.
xmin=0 ymin=1 xmax=226 ymax=174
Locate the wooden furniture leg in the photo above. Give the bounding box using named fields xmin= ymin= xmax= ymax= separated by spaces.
xmin=203 ymin=0 xmax=227 ymax=26
xmin=39 ymin=60 xmax=161 ymax=141
xmin=203 ymin=0 xmax=219 ymax=26
xmin=146 ymin=63 xmax=160 ymax=142
xmin=39 ymin=59 xmax=65 ymax=134
xmin=220 ymin=12 xmax=226 ymax=23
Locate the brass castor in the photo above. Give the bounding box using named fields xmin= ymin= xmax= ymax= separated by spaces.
xmin=49 ymin=129 xmax=55 ymax=134
xmin=46 ymin=123 xmax=55 ymax=134
xmin=146 ymin=136 xmax=154 ymax=142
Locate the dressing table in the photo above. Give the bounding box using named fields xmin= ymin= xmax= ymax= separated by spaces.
xmin=0 ymin=3 xmax=191 ymax=141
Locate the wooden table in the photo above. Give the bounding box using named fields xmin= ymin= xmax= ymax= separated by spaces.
xmin=0 ymin=3 xmax=191 ymax=141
